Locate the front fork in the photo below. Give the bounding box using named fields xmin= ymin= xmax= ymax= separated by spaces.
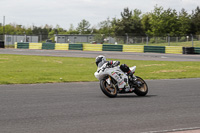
xmin=106 ymin=76 xmax=119 ymax=91
xmin=129 ymin=75 xmax=139 ymax=88
xmin=106 ymin=76 xmax=111 ymax=85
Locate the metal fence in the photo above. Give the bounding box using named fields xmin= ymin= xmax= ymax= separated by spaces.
xmin=1 ymin=34 xmax=200 ymax=47
xmin=0 ymin=34 xmax=3 ymax=41
xmin=107 ymin=35 xmax=200 ymax=46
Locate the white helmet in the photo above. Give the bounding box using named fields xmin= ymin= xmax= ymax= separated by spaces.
xmin=95 ymin=55 xmax=106 ymax=67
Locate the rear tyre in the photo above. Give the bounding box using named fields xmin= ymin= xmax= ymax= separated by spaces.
xmin=100 ymin=78 xmax=117 ymax=98
xmin=134 ymin=76 xmax=148 ymax=96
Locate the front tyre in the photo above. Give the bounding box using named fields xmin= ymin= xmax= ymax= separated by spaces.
xmin=100 ymin=79 xmax=117 ymax=98
xmin=134 ymin=76 xmax=148 ymax=96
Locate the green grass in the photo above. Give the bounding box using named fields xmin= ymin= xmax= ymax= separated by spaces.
xmin=0 ymin=54 xmax=200 ymax=84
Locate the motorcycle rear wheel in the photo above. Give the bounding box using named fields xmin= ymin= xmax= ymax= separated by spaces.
xmin=100 ymin=79 xmax=118 ymax=98
xmin=134 ymin=76 xmax=148 ymax=96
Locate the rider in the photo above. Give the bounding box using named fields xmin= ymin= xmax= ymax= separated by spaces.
xmin=95 ymin=55 xmax=134 ymax=92
xmin=95 ymin=55 xmax=133 ymax=76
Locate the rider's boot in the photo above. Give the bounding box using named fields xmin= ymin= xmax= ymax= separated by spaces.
xmin=127 ymin=70 xmax=134 ymax=82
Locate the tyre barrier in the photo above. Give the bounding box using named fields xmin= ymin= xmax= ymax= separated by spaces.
xmin=14 ymin=43 xmax=200 ymax=55
xmin=182 ymin=47 xmax=195 ymax=54
xmin=165 ymin=46 xmax=182 ymax=54
xmin=69 ymin=44 xmax=83 ymax=50
xmin=42 ymin=43 xmax=55 ymax=50
xmin=17 ymin=43 xmax=29 ymax=49
xmin=29 ymin=43 xmax=42 ymax=49
xmin=123 ymin=45 xmax=144 ymax=53
xmin=194 ymin=47 xmax=200 ymax=54
xmin=55 ymin=43 xmax=69 ymax=50
xmin=83 ymin=44 xmax=102 ymax=51
xmin=103 ymin=44 xmax=123 ymax=52
xmin=144 ymin=46 xmax=165 ymax=53
xmin=0 ymin=40 xmax=4 ymax=48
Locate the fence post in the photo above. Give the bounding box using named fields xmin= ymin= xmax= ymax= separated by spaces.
xmin=126 ymin=33 xmax=128 ymax=44
xmin=39 ymin=32 xmax=42 ymax=42
xmin=142 ymin=37 xmax=144 ymax=43
xmin=146 ymin=34 xmax=148 ymax=46
xmin=168 ymin=34 xmax=170 ymax=46
xmin=191 ymin=34 xmax=193 ymax=47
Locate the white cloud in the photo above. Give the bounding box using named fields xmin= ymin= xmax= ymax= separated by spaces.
xmin=0 ymin=0 xmax=199 ymax=29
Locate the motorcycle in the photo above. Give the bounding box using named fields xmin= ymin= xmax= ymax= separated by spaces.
xmin=94 ymin=63 xmax=148 ymax=98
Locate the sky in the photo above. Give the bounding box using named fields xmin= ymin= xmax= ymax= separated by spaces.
xmin=0 ymin=0 xmax=199 ymax=30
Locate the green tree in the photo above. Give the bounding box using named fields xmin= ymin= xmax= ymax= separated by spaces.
xmin=114 ymin=8 xmax=144 ymax=36
xmin=26 ymin=27 xmax=33 ymax=35
xmin=141 ymin=13 xmax=151 ymax=34
xmin=191 ymin=6 xmax=200 ymax=34
xmin=131 ymin=9 xmax=144 ymax=35
xmin=15 ymin=25 xmax=25 ymax=34
xmin=148 ymin=6 xmax=179 ymax=36
xmin=113 ymin=8 xmax=131 ymax=36
xmin=68 ymin=24 xmax=79 ymax=34
xmin=98 ymin=18 xmax=114 ymax=36
xmin=178 ymin=8 xmax=191 ymax=35
xmin=162 ymin=8 xmax=179 ymax=36
xmin=148 ymin=6 xmax=165 ymax=36
xmin=76 ymin=19 xmax=91 ymax=34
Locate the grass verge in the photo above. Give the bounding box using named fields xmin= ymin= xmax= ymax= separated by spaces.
xmin=0 ymin=54 xmax=200 ymax=84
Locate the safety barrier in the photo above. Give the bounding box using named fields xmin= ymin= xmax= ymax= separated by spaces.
xmin=83 ymin=44 xmax=102 ymax=51
xmin=55 ymin=43 xmax=69 ymax=50
xmin=42 ymin=43 xmax=55 ymax=50
xmin=0 ymin=41 xmax=4 ymax=48
xmin=69 ymin=44 xmax=83 ymax=50
xmin=17 ymin=43 xmax=29 ymax=49
xmin=182 ymin=47 xmax=194 ymax=54
xmin=123 ymin=45 xmax=144 ymax=53
xmin=29 ymin=43 xmax=42 ymax=49
xmin=14 ymin=42 xmax=17 ymax=49
xmin=15 ymin=43 xmax=200 ymax=54
xmin=144 ymin=46 xmax=165 ymax=53
xmin=165 ymin=46 xmax=182 ymax=54
xmin=194 ymin=47 xmax=200 ymax=54
xmin=103 ymin=44 xmax=123 ymax=52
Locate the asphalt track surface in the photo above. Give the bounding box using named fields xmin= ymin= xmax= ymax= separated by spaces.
xmin=1 ymin=49 xmax=200 ymax=133
xmin=0 ymin=79 xmax=200 ymax=133
xmin=0 ymin=48 xmax=200 ymax=61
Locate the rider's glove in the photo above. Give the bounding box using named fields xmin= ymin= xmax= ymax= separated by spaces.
xmin=107 ymin=61 xmax=120 ymax=67
xmin=113 ymin=61 xmax=120 ymax=66
xmin=107 ymin=61 xmax=113 ymax=66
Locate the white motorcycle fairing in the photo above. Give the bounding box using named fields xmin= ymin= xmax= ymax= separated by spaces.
xmin=94 ymin=63 xmax=136 ymax=89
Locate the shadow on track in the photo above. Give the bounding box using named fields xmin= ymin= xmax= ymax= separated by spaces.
xmin=116 ymin=94 xmax=157 ymax=98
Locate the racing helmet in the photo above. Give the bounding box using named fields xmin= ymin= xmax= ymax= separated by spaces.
xmin=95 ymin=55 xmax=106 ymax=67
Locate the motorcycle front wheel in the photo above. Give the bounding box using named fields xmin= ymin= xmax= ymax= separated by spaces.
xmin=134 ymin=76 xmax=148 ymax=96
xmin=100 ymin=78 xmax=118 ymax=98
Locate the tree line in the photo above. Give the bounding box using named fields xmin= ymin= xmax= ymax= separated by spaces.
xmin=1 ymin=5 xmax=200 ymax=37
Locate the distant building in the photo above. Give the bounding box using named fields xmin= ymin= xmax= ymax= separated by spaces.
xmin=55 ymin=34 xmax=94 ymax=43
xmin=4 ymin=35 xmax=39 ymax=46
